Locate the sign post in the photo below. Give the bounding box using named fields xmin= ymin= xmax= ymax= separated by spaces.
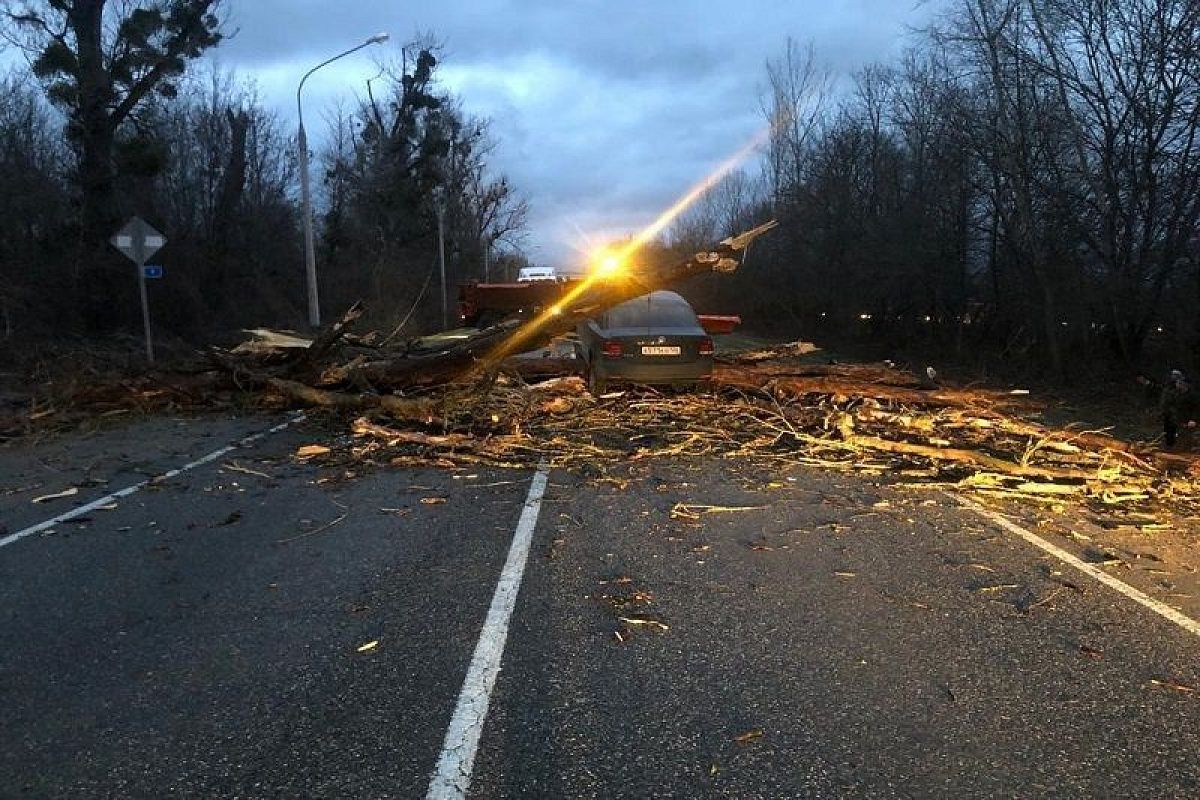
xmin=110 ymin=217 xmax=167 ymax=364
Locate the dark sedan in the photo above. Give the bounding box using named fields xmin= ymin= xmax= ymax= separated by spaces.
xmin=576 ymin=290 xmax=714 ymax=394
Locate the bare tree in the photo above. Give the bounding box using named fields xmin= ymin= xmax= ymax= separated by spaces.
xmin=318 ymin=38 xmax=529 ymax=330
xmin=761 ymin=38 xmax=832 ymax=204
xmin=0 ymin=71 xmax=70 ymax=339
xmin=1024 ymin=0 xmax=1200 ymax=363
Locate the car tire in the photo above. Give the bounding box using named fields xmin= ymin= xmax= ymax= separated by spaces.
xmin=587 ymin=360 xmax=608 ymax=396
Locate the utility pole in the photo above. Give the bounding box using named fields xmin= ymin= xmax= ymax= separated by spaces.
xmin=483 ymin=235 xmax=491 ymax=282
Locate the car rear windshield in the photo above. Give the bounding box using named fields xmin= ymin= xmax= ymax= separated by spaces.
xmin=605 ymin=294 xmax=697 ymax=328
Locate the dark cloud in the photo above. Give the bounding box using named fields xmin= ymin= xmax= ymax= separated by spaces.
xmin=213 ymin=0 xmax=942 ymax=263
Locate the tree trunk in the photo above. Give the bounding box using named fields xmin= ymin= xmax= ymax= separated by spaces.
xmin=70 ymin=0 xmax=124 ymax=333
xmin=1040 ymin=280 xmax=1064 ymax=378
xmin=210 ymin=109 xmax=249 ymax=302
xmin=213 ymin=110 xmax=249 ymax=234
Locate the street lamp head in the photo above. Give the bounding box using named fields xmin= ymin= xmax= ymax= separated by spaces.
xmin=366 ymin=32 xmax=390 ymax=45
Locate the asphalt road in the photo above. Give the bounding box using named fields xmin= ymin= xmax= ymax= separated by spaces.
xmin=1 ymin=414 xmax=1198 ymax=798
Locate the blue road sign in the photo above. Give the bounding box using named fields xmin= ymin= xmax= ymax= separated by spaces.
xmin=143 ymin=265 xmax=164 ymax=279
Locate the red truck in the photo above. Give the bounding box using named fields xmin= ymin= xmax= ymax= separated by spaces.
xmin=458 ymin=277 xmax=583 ymax=328
xmin=458 ymin=278 xmax=740 ymax=335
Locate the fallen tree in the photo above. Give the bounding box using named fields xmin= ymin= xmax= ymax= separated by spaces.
xmin=216 ymin=221 xmax=780 ymax=395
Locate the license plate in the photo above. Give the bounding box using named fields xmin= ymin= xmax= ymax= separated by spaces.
xmin=640 ymin=346 xmax=681 ymax=356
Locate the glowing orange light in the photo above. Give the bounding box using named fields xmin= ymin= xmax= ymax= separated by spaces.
xmin=599 ymin=255 xmax=621 ymax=274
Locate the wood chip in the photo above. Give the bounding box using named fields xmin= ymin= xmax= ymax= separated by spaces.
xmin=223 ymin=461 xmax=273 ymax=479
xmin=32 ymin=487 xmax=78 ymax=504
xmin=1149 ymin=678 xmax=1196 ymax=694
xmin=617 ymin=616 xmax=669 ymax=632
xmin=670 ymin=503 xmax=766 ymax=520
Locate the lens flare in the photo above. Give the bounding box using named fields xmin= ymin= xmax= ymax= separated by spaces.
xmin=475 ymin=127 xmax=769 ymax=369
xmin=614 ymin=129 xmax=769 ymax=263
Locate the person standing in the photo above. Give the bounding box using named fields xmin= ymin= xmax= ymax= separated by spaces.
xmin=1160 ymin=369 xmax=1196 ymax=448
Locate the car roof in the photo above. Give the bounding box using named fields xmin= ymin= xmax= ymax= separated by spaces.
xmin=598 ymin=291 xmax=700 ymax=330
xmin=611 ymin=290 xmax=692 ymax=310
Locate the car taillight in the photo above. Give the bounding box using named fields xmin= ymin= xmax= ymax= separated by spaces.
xmin=602 ymin=340 xmax=623 ymax=358
xmin=698 ymin=336 xmax=714 ymax=356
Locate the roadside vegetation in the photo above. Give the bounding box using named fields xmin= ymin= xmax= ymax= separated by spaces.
xmin=667 ymin=1 xmax=1200 ymax=384
xmin=0 ymin=1 xmax=526 ymax=348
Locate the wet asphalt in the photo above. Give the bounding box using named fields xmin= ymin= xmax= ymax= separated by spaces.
xmin=1 ymin=416 xmax=1198 ymax=798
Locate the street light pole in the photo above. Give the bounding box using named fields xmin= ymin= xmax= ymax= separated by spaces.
xmin=435 ymin=194 xmax=448 ymax=330
xmin=297 ymin=122 xmax=319 ymax=327
xmin=297 ymin=32 xmax=390 ymax=328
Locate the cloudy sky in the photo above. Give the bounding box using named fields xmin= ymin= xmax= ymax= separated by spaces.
xmin=213 ymin=0 xmax=941 ymax=267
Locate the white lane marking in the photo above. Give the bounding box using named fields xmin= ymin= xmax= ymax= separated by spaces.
xmin=957 ymin=496 xmax=1200 ymax=638
xmin=0 ymin=414 xmax=307 ymax=550
xmin=427 ymin=463 xmax=550 ymax=800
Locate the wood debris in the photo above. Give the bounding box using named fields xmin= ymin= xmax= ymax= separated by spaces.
xmin=222 ymin=461 xmax=273 ymax=479
xmin=669 ymin=503 xmax=767 ymax=520
xmin=321 ymin=360 xmax=1198 ymax=520
xmin=31 ymin=487 xmax=79 ymax=504
xmin=277 ymin=513 xmax=347 ymax=544
xmin=1149 ymin=678 xmax=1196 ymax=695
xmin=722 ymin=340 xmax=820 ymax=363
xmin=617 ymin=616 xmax=670 ymax=632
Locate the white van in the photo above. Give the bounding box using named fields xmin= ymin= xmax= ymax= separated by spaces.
xmin=517 ymin=266 xmax=558 ymax=282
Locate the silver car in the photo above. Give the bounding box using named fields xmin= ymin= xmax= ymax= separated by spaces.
xmin=576 ymin=290 xmax=714 ymax=394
